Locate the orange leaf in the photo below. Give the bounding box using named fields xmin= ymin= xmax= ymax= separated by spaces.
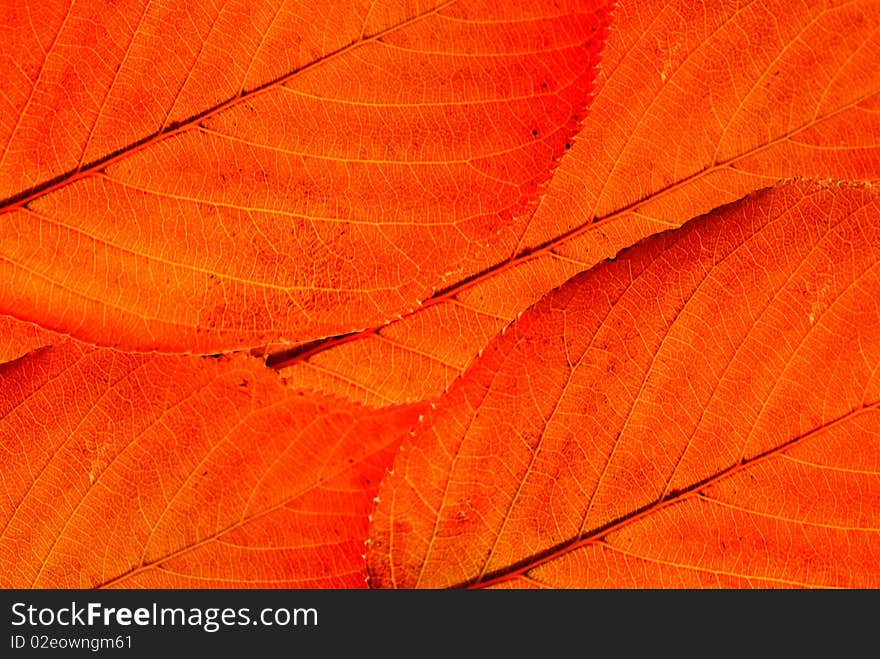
xmin=367 ymin=182 xmax=880 ymax=588
xmin=0 ymin=0 xmax=456 ymax=198
xmin=0 ymin=0 xmax=611 ymax=352
xmin=0 ymin=341 xmax=422 ymax=588
xmin=278 ymin=0 xmax=880 ymax=406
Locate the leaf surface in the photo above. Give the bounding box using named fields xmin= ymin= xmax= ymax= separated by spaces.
xmin=0 ymin=314 xmax=58 ymax=365
xmin=0 ymin=0 xmax=455 ymax=200
xmin=0 ymin=0 xmax=611 ymax=351
xmin=367 ymin=182 xmax=880 ymax=588
xmin=278 ymin=0 xmax=880 ymax=406
xmin=0 ymin=342 xmax=422 ymax=588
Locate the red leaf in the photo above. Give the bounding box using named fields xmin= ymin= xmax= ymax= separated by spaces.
xmin=0 ymin=342 xmax=422 ymax=588
xmin=367 ymin=182 xmax=880 ymax=588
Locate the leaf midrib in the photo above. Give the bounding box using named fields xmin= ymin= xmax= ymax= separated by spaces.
xmin=0 ymin=0 xmax=456 ymax=213
xmin=268 ymin=88 xmax=880 ymax=369
xmin=465 ymin=401 xmax=880 ymax=589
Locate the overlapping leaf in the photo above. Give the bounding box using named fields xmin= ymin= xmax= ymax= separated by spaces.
xmin=279 ymin=0 xmax=880 ymax=406
xmin=0 ymin=0 xmax=611 ymax=352
xmin=0 ymin=342 xmax=421 ymax=588
xmin=367 ymin=183 xmax=880 ymax=588
xmin=3 ymin=0 xmax=880 ymax=593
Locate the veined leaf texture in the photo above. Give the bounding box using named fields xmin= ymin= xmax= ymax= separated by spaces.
xmin=1 ymin=0 xmax=878 ymax=589
xmin=1 ymin=0 xmax=612 ymax=351
xmin=0 ymin=343 xmax=423 ymax=587
xmin=367 ymin=183 xmax=880 ymax=588
xmin=278 ymin=0 xmax=880 ymax=405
